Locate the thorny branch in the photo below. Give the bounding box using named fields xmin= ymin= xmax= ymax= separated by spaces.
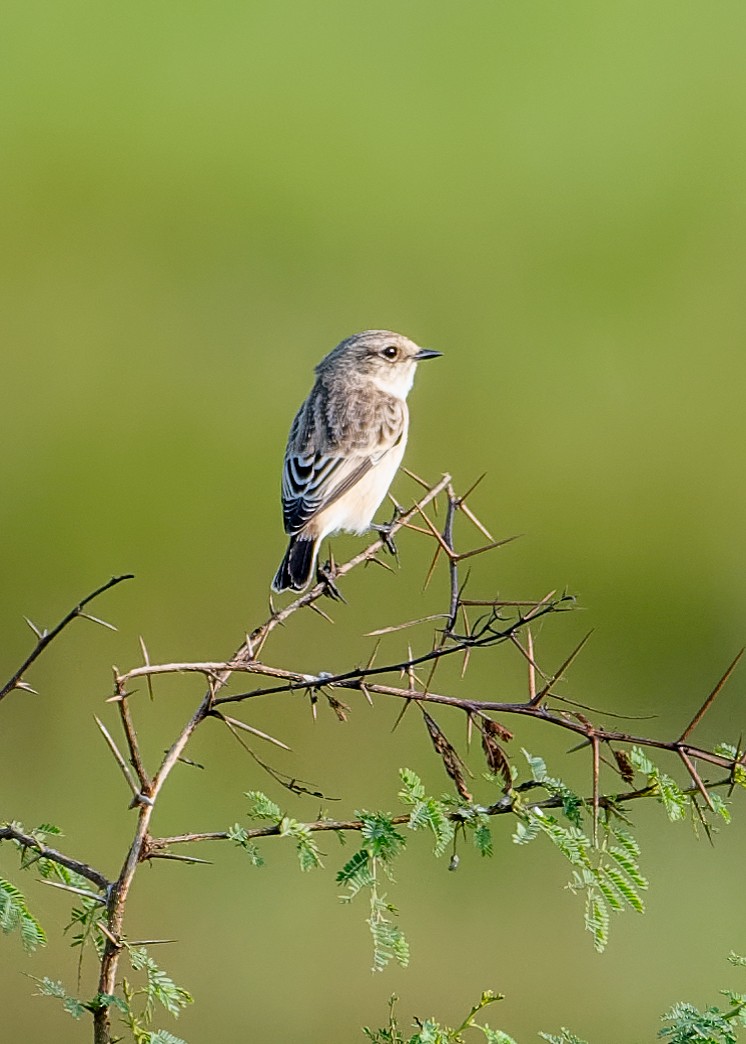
xmin=142 ymin=770 xmax=739 ymax=856
xmin=0 ymin=574 xmax=134 ymax=703
xmin=0 ymin=825 xmax=110 ymax=892
xmin=2 ymin=473 xmax=745 ymax=1044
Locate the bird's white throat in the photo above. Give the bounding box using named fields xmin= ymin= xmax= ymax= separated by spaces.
xmin=369 ymin=364 xmax=416 ymax=400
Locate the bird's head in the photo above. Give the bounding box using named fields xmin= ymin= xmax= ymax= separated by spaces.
xmin=316 ymin=330 xmax=442 ymax=399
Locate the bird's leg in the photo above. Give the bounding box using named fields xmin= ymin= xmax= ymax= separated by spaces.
xmin=316 ymin=552 xmax=346 ymax=602
xmin=371 ymin=505 xmax=402 ymax=557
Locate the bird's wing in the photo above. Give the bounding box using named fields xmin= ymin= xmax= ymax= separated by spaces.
xmin=281 ymin=387 xmax=406 ymax=535
xmin=281 ymin=448 xmax=386 ymax=535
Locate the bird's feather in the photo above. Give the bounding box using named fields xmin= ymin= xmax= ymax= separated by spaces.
xmin=280 ymin=389 xmax=405 ymax=535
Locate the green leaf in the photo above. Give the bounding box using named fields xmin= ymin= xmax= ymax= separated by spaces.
xmin=34 ymin=977 xmax=67 ymax=999
xmin=657 ymin=775 xmax=688 ymax=822
xmin=32 ymin=977 xmax=89 ymax=1020
xmin=63 ymin=996 xmax=88 ymax=1019
xmin=278 ymin=818 xmax=323 ymax=871
xmin=482 ymin=1030 xmax=518 ymax=1044
xmin=659 ymin=1000 xmax=740 ymax=1042
xmin=584 ymin=888 xmax=609 ymax=953
xmin=358 ymin=813 xmax=406 ymax=863
xmin=474 ymin=823 xmax=493 ymax=858
xmin=594 ymin=871 xmax=624 ymax=912
xmin=398 ymin=768 xmax=426 ymax=804
xmin=337 ymin=850 xmax=373 ymax=900
xmin=608 ymin=846 xmax=648 ymax=890
xmin=521 ymin=749 xmax=547 ymax=782
xmin=709 ymin=793 xmax=732 ymax=824
xmin=245 ymin=791 xmax=282 ymax=822
xmin=629 ymin=746 xmax=655 ymax=775
xmin=368 ymin=893 xmax=409 ymax=972
xmin=404 ymin=796 xmax=454 ymax=857
xmin=227 ymin=824 xmax=265 ymax=866
xmin=601 ymin=866 xmax=644 ymax=913
xmin=128 ymin=948 xmax=193 ymax=1020
xmin=611 ymin=827 xmax=640 ymax=861
xmin=0 ymin=877 xmax=46 ymax=951
xmin=512 ymin=817 xmax=541 ymax=845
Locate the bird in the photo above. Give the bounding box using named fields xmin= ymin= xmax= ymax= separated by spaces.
xmin=271 ymin=330 xmax=441 ymax=593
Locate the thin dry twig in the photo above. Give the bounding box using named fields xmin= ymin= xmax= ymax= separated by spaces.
xmin=93 ymin=715 xmax=141 ymax=800
xmin=679 ymin=648 xmax=744 ymax=742
xmin=0 ymin=575 xmax=134 ymax=703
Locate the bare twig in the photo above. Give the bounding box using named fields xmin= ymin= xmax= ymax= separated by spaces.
xmin=0 ymin=575 xmax=134 ymax=703
xmin=679 ymin=648 xmax=744 ymax=742
xmin=93 ymin=715 xmax=141 ymax=800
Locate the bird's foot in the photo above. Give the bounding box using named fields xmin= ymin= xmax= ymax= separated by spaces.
xmin=371 ymin=511 xmax=401 ymax=557
xmin=316 ymin=560 xmax=346 ymax=602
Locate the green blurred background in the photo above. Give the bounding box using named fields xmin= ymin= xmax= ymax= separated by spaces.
xmin=2 ymin=2 xmax=746 ymax=1040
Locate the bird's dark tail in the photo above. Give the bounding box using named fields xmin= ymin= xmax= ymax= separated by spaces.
xmin=271 ymin=535 xmax=318 ymax=593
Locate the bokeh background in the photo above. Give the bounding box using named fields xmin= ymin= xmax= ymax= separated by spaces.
xmin=2 ymin=3 xmax=746 ymax=1041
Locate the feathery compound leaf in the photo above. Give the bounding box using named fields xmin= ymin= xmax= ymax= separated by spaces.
xmin=398 ymin=768 xmax=426 ymax=804
xmin=629 ymin=746 xmax=656 ymax=775
xmin=337 ymin=850 xmax=374 ymax=900
xmin=368 ymin=893 xmax=409 ymax=972
xmin=519 ymin=751 xmax=583 ymax=827
xmin=279 ymin=818 xmax=323 ymax=871
xmin=715 ymin=742 xmax=738 ymax=759
xmin=483 ymin=1031 xmax=519 ymax=1044
xmin=709 ymin=793 xmax=732 ymax=823
xmin=245 ymin=791 xmax=282 ymax=822
xmin=32 ymin=822 xmax=63 ymax=837
xmin=0 ymin=877 xmax=46 ymax=951
xmin=584 ymin=887 xmax=610 ymax=953
xmin=227 ymin=824 xmax=265 ymax=866
xmin=540 ymin=1031 xmax=590 ymax=1044
xmin=659 ymin=1001 xmax=741 ymax=1042
xmin=67 ymin=895 xmax=105 ymax=957
xmin=338 ymin=806 xmax=410 ymax=970
xmin=34 ymin=977 xmax=66 ymax=999
xmin=629 ymin=748 xmax=689 ymax=821
xmin=535 ymin=815 xmax=592 ymax=868
xmin=127 ymin=948 xmax=193 ymax=1020
xmin=32 ymin=977 xmax=87 ymax=1020
xmin=512 ymin=816 xmax=542 ymax=845
xmin=608 ymin=846 xmax=649 ymax=890
xmin=402 ymin=791 xmax=454 ymax=858
xmin=359 ymin=813 xmax=406 ymax=862
xmin=714 ymin=743 xmax=746 ymax=791
xmin=474 ymin=822 xmax=493 ymax=858
xmin=521 ymin=749 xmax=547 ymax=783
xmin=594 ymin=870 xmax=624 ymax=912
xmin=63 ymin=996 xmax=88 ymax=1019
xmin=611 ymin=827 xmax=640 ymax=861
xmin=601 ymin=866 xmax=645 ymax=913
xmin=657 ymin=775 xmax=688 ymax=822
xmin=20 ymin=910 xmax=48 ymax=951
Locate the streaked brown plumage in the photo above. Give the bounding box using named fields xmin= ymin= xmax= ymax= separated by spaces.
xmin=272 ymin=330 xmax=441 ymax=592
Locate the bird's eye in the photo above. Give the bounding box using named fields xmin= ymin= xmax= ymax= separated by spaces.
xmin=382 ymin=345 xmax=398 ymax=360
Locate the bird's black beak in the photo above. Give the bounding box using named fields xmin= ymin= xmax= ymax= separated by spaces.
xmin=414 ymin=348 xmax=443 ymax=361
